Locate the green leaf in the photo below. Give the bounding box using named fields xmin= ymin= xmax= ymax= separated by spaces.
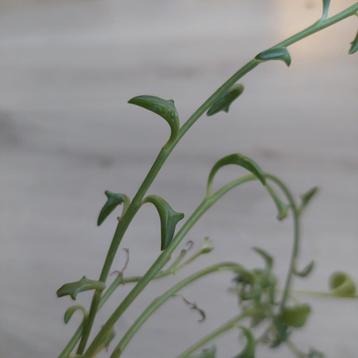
xmin=64 ymin=305 xmax=87 ymax=324
xmin=56 ymin=276 xmax=106 ymax=300
xmin=300 ymin=186 xmax=319 ymax=212
xmin=97 ymin=191 xmax=130 ymax=226
xmin=207 ymin=153 xmax=266 ymax=194
xmin=266 ymin=184 xmax=289 ymax=221
xmin=206 ymin=84 xmax=245 ymax=116
xmin=321 ymin=0 xmax=330 ymax=19
xmin=280 ymin=304 xmax=311 ymax=328
xmin=255 ymin=47 xmax=291 ymax=66
xmin=189 ymin=347 xmax=216 ymax=358
xmin=349 ymin=31 xmax=358 ymax=55
xmin=270 ymin=318 xmax=290 ymax=347
xmin=293 ymin=261 xmax=315 ymax=278
xmin=234 ymin=326 xmax=255 ymax=358
xmin=144 ymin=195 xmax=184 ymax=250
xmin=128 ymin=95 xmax=180 ymax=141
xmin=253 ymin=247 xmax=273 ymax=271
xmin=329 ymin=272 xmax=356 ymax=297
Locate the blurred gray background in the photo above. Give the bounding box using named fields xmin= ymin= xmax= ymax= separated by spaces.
xmin=0 ymin=0 xmax=357 ymax=357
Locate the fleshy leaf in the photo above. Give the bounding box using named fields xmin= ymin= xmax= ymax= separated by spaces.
xmin=56 ymin=276 xmax=106 ymax=300
xmin=270 ymin=318 xmax=290 ymax=347
xmin=329 ymin=271 xmax=356 ymax=297
xmin=144 ymin=195 xmax=184 ymax=250
xmin=253 ymin=247 xmax=273 ymax=270
xmin=280 ymin=304 xmax=311 ymax=328
xmin=97 ymin=191 xmax=130 ymax=226
xmin=321 ymin=0 xmax=330 ymax=19
xmin=206 ymin=84 xmax=245 ymax=116
xmin=293 ymin=261 xmax=315 ymax=278
xmin=64 ymin=305 xmax=87 ymax=324
xmin=266 ymin=184 xmax=289 ymax=220
xmin=349 ymin=31 xmax=358 ymax=55
xmin=234 ymin=326 xmax=255 ymax=358
xmin=128 ymin=95 xmax=180 ymax=141
xmin=207 ymin=153 xmax=266 ymax=194
xmin=300 ymin=186 xmax=319 ymax=212
xmin=255 ymin=47 xmax=292 ymax=66
xmin=189 ymin=347 xmax=216 ymax=358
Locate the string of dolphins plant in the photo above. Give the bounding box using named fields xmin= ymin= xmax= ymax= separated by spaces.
xmin=56 ymin=1 xmax=358 ymax=357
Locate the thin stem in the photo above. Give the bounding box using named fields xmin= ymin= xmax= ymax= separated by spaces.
xmin=176 ymin=314 xmax=248 ymax=358
xmin=111 ymin=262 xmax=245 ymax=357
xmin=294 ymin=289 xmax=358 ymax=300
xmin=72 ymin=3 xmax=358 ymax=356
xmin=265 ymin=175 xmax=300 ymax=310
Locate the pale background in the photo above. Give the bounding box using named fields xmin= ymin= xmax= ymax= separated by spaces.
xmin=0 ymin=0 xmax=357 ymax=357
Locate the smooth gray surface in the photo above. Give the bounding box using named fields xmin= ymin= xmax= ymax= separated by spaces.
xmin=0 ymin=0 xmax=357 ymax=357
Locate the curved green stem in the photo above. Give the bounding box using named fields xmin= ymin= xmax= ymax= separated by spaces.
xmin=70 ymin=3 xmax=358 ymax=356
xmin=110 ymin=262 xmax=246 ymax=357
xmin=176 ymin=314 xmax=248 ymax=358
xmin=265 ymin=175 xmax=300 ymax=310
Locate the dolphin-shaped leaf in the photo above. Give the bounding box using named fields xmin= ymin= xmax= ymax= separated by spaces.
xmin=266 ymin=184 xmax=289 ymax=221
xmin=56 ymin=276 xmax=105 ymax=300
xmin=256 ymin=47 xmax=291 ymax=66
xmin=64 ymin=305 xmax=87 ymax=324
xmin=293 ymin=261 xmax=315 ymax=278
xmin=128 ymin=95 xmax=180 ymax=141
xmin=207 ymin=153 xmax=266 ymax=194
xmin=321 ymin=0 xmax=330 ymax=19
xmin=280 ymin=304 xmax=311 ymax=328
xmin=234 ymin=326 xmax=255 ymax=358
xmin=300 ymin=186 xmax=319 ymax=212
xmin=206 ymin=84 xmax=245 ymax=116
xmin=349 ymin=31 xmax=358 ymax=55
xmin=329 ymin=271 xmax=356 ymax=297
xmin=253 ymin=247 xmax=273 ymax=270
xmin=97 ymin=191 xmax=130 ymax=226
xmin=144 ymin=195 xmax=184 ymax=250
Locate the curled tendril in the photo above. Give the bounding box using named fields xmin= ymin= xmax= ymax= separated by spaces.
xmin=111 ymin=248 xmax=130 ymax=277
xmin=178 ymin=295 xmax=207 ymax=323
